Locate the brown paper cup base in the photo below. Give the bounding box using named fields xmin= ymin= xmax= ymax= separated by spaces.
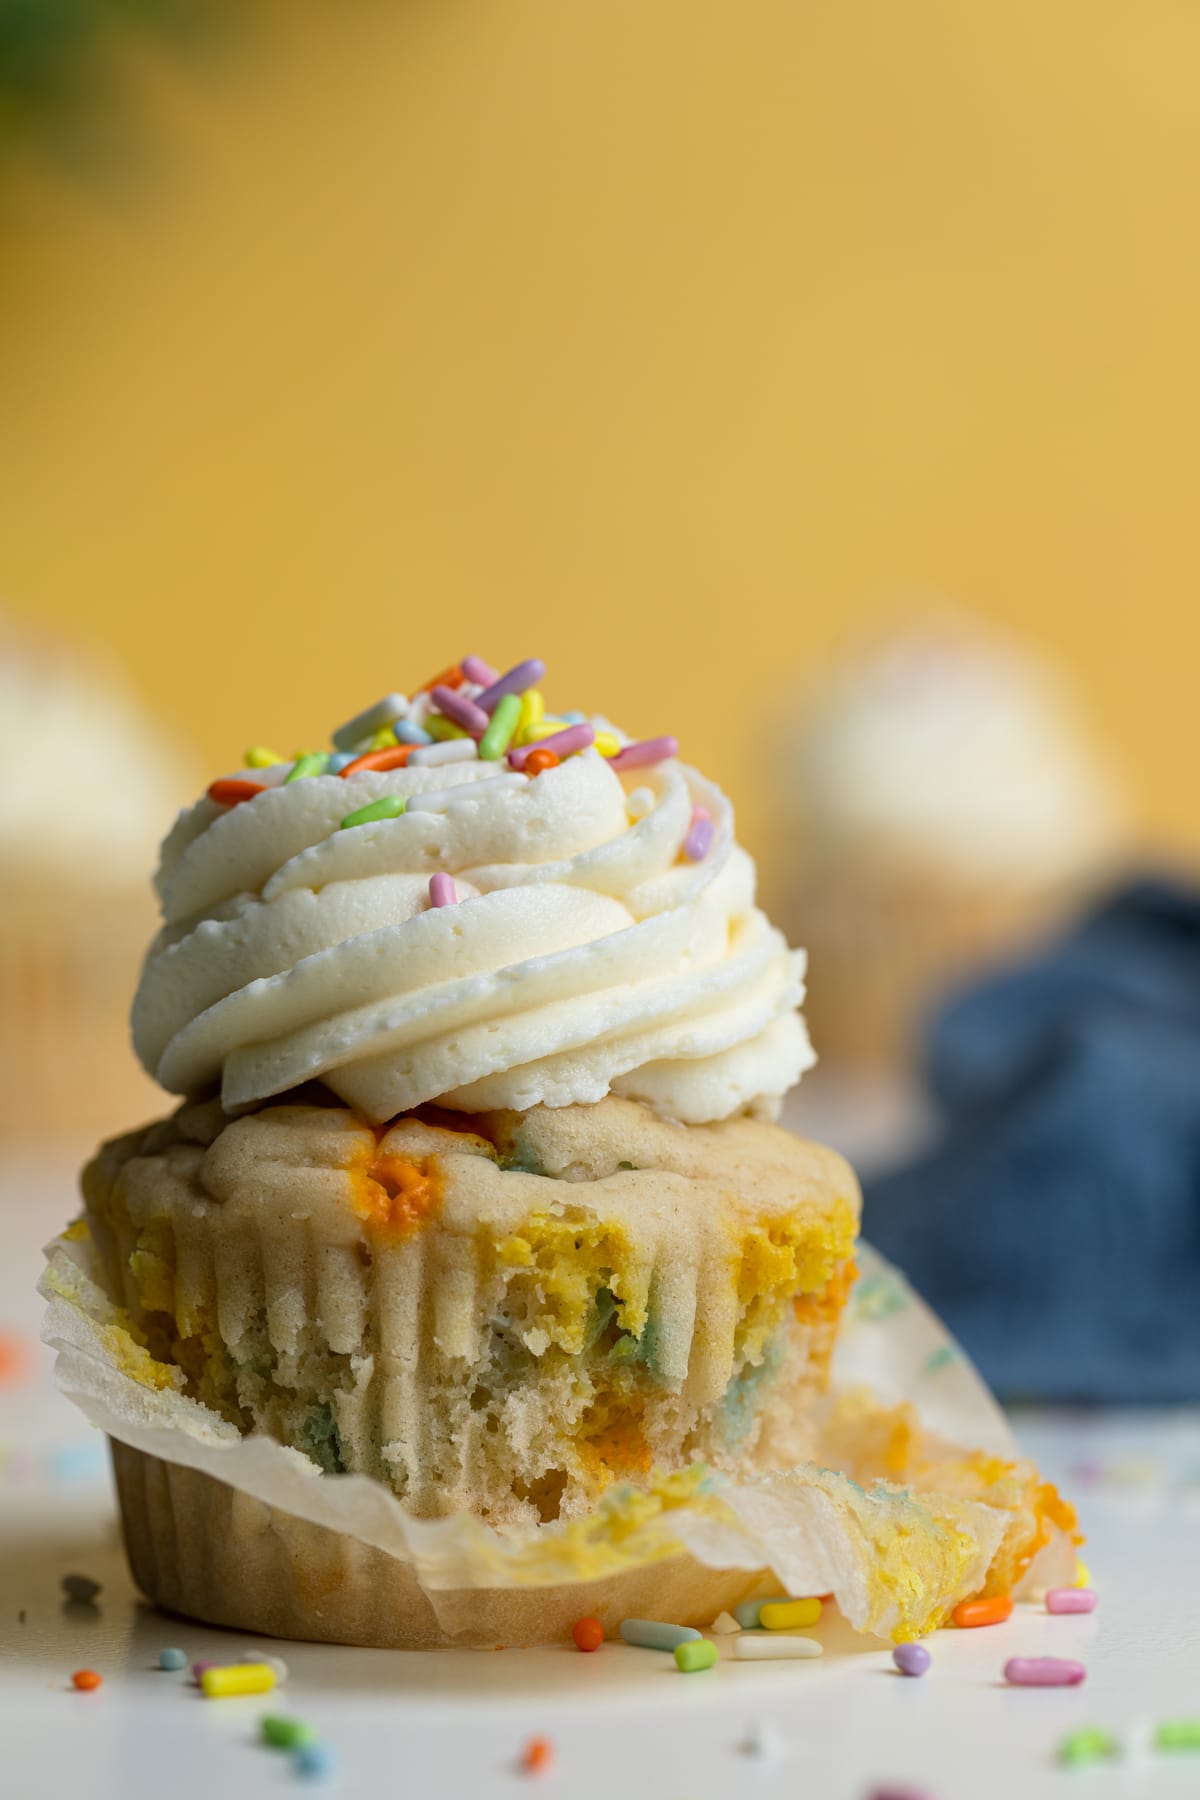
xmin=111 ymin=1441 xmax=766 ymax=1649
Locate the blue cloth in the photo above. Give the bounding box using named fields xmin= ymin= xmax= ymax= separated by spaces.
xmin=864 ymin=878 xmax=1200 ymax=1402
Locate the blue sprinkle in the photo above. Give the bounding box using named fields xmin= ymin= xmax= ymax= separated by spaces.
xmin=393 ymin=720 xmax=433 ymax=746
xmin=326 ymin=751 xmax=356 ymax=774
xmin=295 ymin=1742 xmax=336 ymax=1779
xmin=47 ymin=1440 xmax=107 ymax=1484
xmin=158 ymin=1647 xmax=188 ymax=1670
xmin=560 ymin=710 xmax=586 ymax=724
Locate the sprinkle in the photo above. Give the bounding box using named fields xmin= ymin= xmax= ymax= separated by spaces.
xmin=365 ymin=726 xmax=397 ymax=750
xmin=619 ymin=1619 xmax=702 ymax=1652
xmin=571 ymin=1617 xmax=604 ymax=1652
xmin=261 ymin=1716 xmax=318 ymax=1749
xmin=1075 ymin=1559 xmax=1092 ymax=1588
xmin=480 ymin=693 xmax=522 ymax=761
xmin=892 ymin=1644 xmax=931 ymax=1677
xmin=340 ymin=795 xmax=407 ymax=830
xmin=393 ymin=719 xmax=433 ymax=747
xmin=326 ymin=752 xmax=356 ymax=773
xmin=285 ymin=752 xmax=330 ymax=783
xmin=240 ymin=1652 xmax=289 ymax=1683
xmin=191 ymin=1661 xmax=218 ymax=1682
xmin=60 ymin=1573 xmax=100 ymax=1603
xmin=1058 ymin=1727 xmax=1119 ymax=1766
xmin=509 ymin=723 xmax=594 ymax=768
xmin=425 ymin=712 xmax=469 ymax=741
xmin=1003 ymin=1656 xmax=1086 ymax=1687
xmin=521 ymin=1737 xmax=554 ymax=1775
xmin=416 ymin=663 xmax=466 ymax=695
xmin=609 ymin=735 xmax=678 ymax=770
xmin=332 ymin=693 xmax=409 ymax=752
xmin=339 ymin=745 xmax=416 ymax=778
xmin=733 ymin=1596 xmax=785 ymax=1629
xmin=759 ymin=1598 xmax=821 ymax=1630
xmin=295 ymin=1743 xmax=336 ymax=1779
xmin=594 ymin=731 xmax=622 ymax=756
xmin=710 ymin=1612 xmax=740 ymax=1635
xmin=476 ymin=658 xmax=546 ymax=713
xmin=429 ymin=873 xmax=458 ymax=908
xmin=462 ymin=654 xmax=498 ymax=686
xmin=953 ymin=1594 xmax=1013 ymax=1629
xmin=207 ymin=778 xmax=265 ymax=807
xmin=1046 ymin=1587 xmax=1096 ymax=1614
xmin=244 ymin=745 xmax=282 ymax=768
xmin=626 ymin=786 xmax=656 ymax=820
xmin=683 ymin=806 xmax=714 ymax=862
xmin=559 ymin=710 xmax=587 ymax=725
xmin=157 ymin=1647 xmax=188 ymax=1671
xmin=866 ymin=1788 xmax=935 ymax=1800
xmin=733 ymin=1635 xmax=823 ymax=1661
xmin=515 ymin=688 xmax=545 ymax=743
xmin=72 ymin=1670 xmax=102 ymax=1690
xmin=201 ymin=1662 xmax=276 ymax=1698
xmin=674 ymin=1639 xmax=718 ymax=1673
xmin=409 ymin=738 xmax=478 ymax=768
xmin=523 ymin=748 xmax=560 ymax=777
xmin=1156 ymin=1720 xmax=1200 ymax=1751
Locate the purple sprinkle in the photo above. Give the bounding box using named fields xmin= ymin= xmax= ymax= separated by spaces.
xmin=892 ymin=1643 xmax=931 ymax=1677
xmin=867 ymin=1789 xmax=935 ymax=1800
xmin=431 ymin=685 xmax=490 ymax=736
xmin=1046 ymin=1588 xmax=1097 ymax=1614
xmin=1004 ymin=1656 xmax=1087 ymax=1687
xmin=508 ymin=723 xmax=595 ymax=768
xmin=475 ymin=659 xmax=546 ymax=714
xmin=461 ymin=655 xmax=497 ymax=686
xmin=428 ymin=873 xmax=457 ymax=908
xmin=608 ymin=735 xmax=679 ymax=770
xmin=682 ymin=807 xmax=714 ymax=862
xmin=191 ymin=1660 xmax=219 ymax=1683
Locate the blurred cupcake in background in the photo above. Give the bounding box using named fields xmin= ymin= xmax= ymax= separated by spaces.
xmin=773 ymin=615 xmax=1129 ymax=1073
xmin=0 ymin=618 xmax=195 ymax=1145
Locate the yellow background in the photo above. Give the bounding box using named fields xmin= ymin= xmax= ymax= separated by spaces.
xmin=2 ymin=2 xmax=1195 ymax=857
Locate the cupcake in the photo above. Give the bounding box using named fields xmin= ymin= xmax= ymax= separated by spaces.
xmin=0 ymin=618 xmax=195 ymax=1144
xmin=774 ymin=618 xmax=1127 ymax=1070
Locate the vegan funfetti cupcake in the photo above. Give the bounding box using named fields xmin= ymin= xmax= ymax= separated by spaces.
xmin=80 ymin=654 xmax=863 ymax=1640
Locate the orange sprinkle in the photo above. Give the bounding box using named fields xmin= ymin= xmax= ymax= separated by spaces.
xmin=522 ymin=1737 xmax=553 ymax=1775
xmin=207 ymin=779 xmax=265 ymax=807
xmin=524 ymin=748 xmax=560 ymax=777
xmin=953 ymin=1594 xmax=1014 ymax=1629
xmin=416 ymin=663 xmax=466 ymax=694
xmin=572 ymin=1617 xmax=604 ymax=1653
xmin=339 ymin=745 xmax=416 ymax=779
xmin=0 ymin=1331 xmax=31 ymax=1386
xmin=71 ymin=1669 xmax=102 ymax=1691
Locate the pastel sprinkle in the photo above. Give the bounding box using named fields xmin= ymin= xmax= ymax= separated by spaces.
xmin=285 ymin=752 xmax=330 ymax=783
xmin=71 ymin=1669 xmax=102 ymax=1691
xmin=509 ymin=722 xmax=594 ymax=768
xmin=207 ymin=778 xmax=265 ymax=807
xmin=710 ymin=1612 xmax=740 ymax=1635
xmin=1156 ymin=1720 xmax=1200 ymax=1751
xmin=674 ymin=1639 xmax=718 ymax=1672
xmin=340 ymin=795 xmax=407 ymax=830
xmin=157 ymin=1647 xmax=188 ymax=1670
xmin=1046 ymin=1587 xmax=1096 ymax=1614
xmin=429 ymin=873 xmax=458 ymax=908
xmin=1075 ymin=1559 xmax=1093 ymax=1588
xmin=244 ymin=745 xmax=281 ymax=768
xmin=759 ymin=1597 xmax=821 ymax=1630
xmin=733 ymin=1634 xmax=823 ymax=1661
xmin=241 ymin=1652 xmax=289 ymax=1683
xmin=432 ymin=685 xmax=490 ymax=734
xmin=201 ymin=1662 xmax=276 ymax=1698
xmin=326 ymin=751 xmax=356 ymax=773
xmin=365 ymin=726 xmax=397 ymax=750
xmin=60 ymin=1573 xmax=100 ymax=1603
xmin=594 ymin=730 xmax=622 ymax=756
xmin=416 ymin=662 xmax=466 ymax=695
xmin=462 ymin=654 xmax=498 ymax=686
xmin=619 ymin=1619 xmax=702 ymax=1652
xmin=425 ymin=712 xmax=469 ymax=741
xmin=408 ymin=739 xmax=478 ymax=768
xmin=332 ymin=693 xmax=408 ymax=752
xmin=393 ymin=719 xmax=433 ymax=747
xmin=892 ymin=1643 xmax=931 ymax=1677
xmin=952 ymin=1594 xmax=1013 ymax=1628
xmin=571 ymin=1617 xmax=604 ymax=1652
xmin=295 ymin=1742 xmax=336 ymax=1779
xmin=516 ymin=688 xmax=545 ymax=742
xmin=559 ymin=710 xmax=587 ymax=724
xmin=521 ymin=1736 xmax=554 ymax=1774
xmin=609 ymin=735 xmax=678 ymax=770
xmin=479 ymin=692 xmax=522 ymax=761
xmin=1058 ymin=1727 xmax=1119 ymax=1767
xmin=524 ymin=748 xmax=560 ymax=777
xmin=338 ymin=745 xmax=415 ymax=778
xmin=683 ymin=807 xmax=715 ymax=862
xmin=1004 ymin=1656 xmax=1086 ymax=1687
xmin=191 ymin=1661 xmax=218 ymax=1682
xmin=476 ymin=658 xmax=546 ymax=713
xmin=261 ymin=1716 xmax=318 ymax=1749
xmin=733 ymin=1596 xmax=787 ymax=1629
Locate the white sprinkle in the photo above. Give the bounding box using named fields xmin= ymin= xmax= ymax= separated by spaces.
xmin=240 ymin=1651 xmax=288 ymax=1683
xmin=710 ymin=1612 xmax=740 ymax=1636
xmin=732 ymin=1634 xmax=823 ymax=1661
xmin=331 ymin=693 xmax=408 ymax=753
xmin=405 ymin=773 xmax=527 ymax=813
xmin=626 ymin=785 xmax=656 ymax=820
xmin=408 ymin=739 xmax=479 ymax=768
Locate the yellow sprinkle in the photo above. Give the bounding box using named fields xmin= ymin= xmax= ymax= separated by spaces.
xmin=366 ymin=725 xmax=396 ymax=750
xmin=594 ymin=731 xmax=621 ymax=756
xmin=1075 ymin=1559 xmax=1092 ymax=1589
xmin=516 ymin=689 xmax=545 ymax=745
xmin=524 ymin=718 xmax=568 ymax=742
xmin=759 ymin=1598 xmax=822 ymax=1630
xmin=425 ymin=714 xmax=467 ymax=742
xmin=201 ymin=1663 xmax=277 ymax=1699
xmin=244 ymin=745 xmax=281 ymax=769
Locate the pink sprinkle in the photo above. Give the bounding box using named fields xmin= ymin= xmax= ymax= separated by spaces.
xmin=508 ymin=723 xmax=595 ymax=768
xmin=461 ymin=655 xmax=497 ymax=686
xmin=431 ymin=685 xmax=490 ymax=736
xmin=609 ymin=735 xmax=679 ymax=771
xmin=683 ymin=807 xmax=714 ymax=862
xmin=476 ymin=658 xmax=546 ymax=714
xmin=429 ymin=873 xmax=458 ymax=908
xmin=191 ymin=1661 xmax=219 ymax=1683
xmin=1046 ymin=1588 xmax=1097 ymax=1614
xmin=1004 ymin=1656 xmax=1087 ymax=1687
xmin=867 ymin=1790 xmax=935 ymax=1800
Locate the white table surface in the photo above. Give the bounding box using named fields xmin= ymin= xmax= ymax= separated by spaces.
xmin=3 ymin=1143 xmax=1198 ymax=1800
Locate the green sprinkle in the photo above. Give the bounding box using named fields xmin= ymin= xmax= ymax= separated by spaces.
xmin=340 ymin=796 xmax=407 ymax=831
xmin=260 ymin=1716 xmax=319 ymax=1750
xmin=674 ymin=1639 xmax=718 ymax=1673
xmin=285 ymin=752 xmax=331 ymax=783
xmin=1156 ymin=1720 xmax=1200 ymax=1752
xmin=480 ymin=692 xmax=521 ymax=761
xmin=425 ymin=713 xmax=467 ymax=742
xmin=1058 ymin=1727 xmax=1118 ymax=1766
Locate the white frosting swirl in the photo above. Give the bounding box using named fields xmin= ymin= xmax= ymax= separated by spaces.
xmin=132 ymin=749 xmax=813 ymax=1124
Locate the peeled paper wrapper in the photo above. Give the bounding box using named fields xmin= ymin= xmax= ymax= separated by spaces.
xmin=40 ymin=1232 xmax=1076 ymax=1649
